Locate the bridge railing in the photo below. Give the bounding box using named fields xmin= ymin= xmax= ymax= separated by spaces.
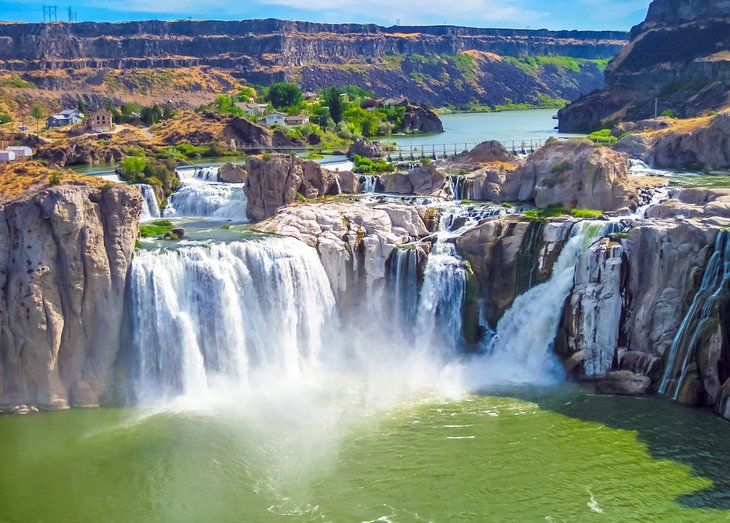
xmin=385 ymin=139 xmax=548 ymax=161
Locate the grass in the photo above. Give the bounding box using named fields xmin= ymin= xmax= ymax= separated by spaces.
xmin=587 ymin=128 xmax=618 ymax=146
xmin=524 ymin=205 xmax=603 ymax=221
xmin=0 ymin=162 xmax=104 ymax=203
xmin=138 ymin=219 xmax=174 ymax=239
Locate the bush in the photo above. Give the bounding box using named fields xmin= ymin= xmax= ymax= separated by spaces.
xmin=661 ymin=109 xmax=680 ymax=119
xmin=139 ymin=219 xmax=174 ymax=238
xmin=587 ymin=129 xmax=617 ymax=145
xmin=0 ymin=112 xmax=11 ymax=125
xmin=48 ymin=171 xmax=62 ymax=186
xmin=570 ymin=209 xmax=603 ymax=219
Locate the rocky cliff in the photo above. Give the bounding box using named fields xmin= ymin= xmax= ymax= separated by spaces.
xmin=0 ymin=180 xmax=141 ymax=411
xmin=559 ymin=0 xmax=730 ymax=132
xmin=0 ymin=19 xmax=625 ymax=108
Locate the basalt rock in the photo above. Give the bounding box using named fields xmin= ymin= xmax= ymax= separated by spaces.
xmin=0 ymin=183 xmax=141 ymax=411
xmin=402 ymin=104 xmax=444 ymax=134
xmin=347 ymin=140 xmax=386 ymax=160
xmin=217 ymin=162 xmax=247 ymax=183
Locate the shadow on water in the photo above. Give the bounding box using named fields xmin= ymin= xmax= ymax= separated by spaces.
xmin=488 ymin=383 xmax=730 ymax=511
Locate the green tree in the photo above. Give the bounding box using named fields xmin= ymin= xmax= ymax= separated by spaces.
xmin=322 ymin=87 xmax=345 ymax=123
xmin=267 ymin=82 xmax=302 ymax=110
xmin=31 ymin=103 xmax=44 ymax=133
xmin=0 ymin=112 xmax=11 ymax=125
xmin=76 ymin=98 xmax=86 ymax=114
xmin=120 ymin=156 xmax=147 ymax=181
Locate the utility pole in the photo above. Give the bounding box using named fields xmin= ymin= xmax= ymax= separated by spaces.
xmin=67 ymin=7 xmax=77 ymax=22
xmin=655 ymin=97 xmax=658 ymax=119
xmin=42 ymin=5 xmax=58 ymax=23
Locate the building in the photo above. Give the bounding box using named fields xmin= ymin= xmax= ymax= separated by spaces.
xmin=0 ymin=150 xmax=16 ymax=163
xmin=88 ymin=109 xmax=113 ymax=133
xmin=381 ymin=96 xmax=408 ymax=107
xmin=234 ymin=102 xmax=269 ymax=116
xmin=6 ymin=146 xmax=32 ymax=160
xmin=284 ymin=115 xmax=310 ymax=126
xmin=46 ymin=109 xmax=83 ymax=128
xmin=264 ymin=112 xmax=286 ymax=126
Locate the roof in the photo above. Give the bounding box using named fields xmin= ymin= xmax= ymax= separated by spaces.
xmin=285 ymin=115 xmax=309 ymax=121
xmin=267 ymin=111 xmax=286 ymax=117
xmin=58 ymin=109 xmax=81 ymax=117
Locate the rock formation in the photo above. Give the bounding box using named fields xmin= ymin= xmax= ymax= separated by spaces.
xmin=0 ymin=183 xmax=141 ymax=411
xmin=217 ymin=162 xmax=247 ymax=183
xmin=559 ymin=0 xmax=730 ymax=131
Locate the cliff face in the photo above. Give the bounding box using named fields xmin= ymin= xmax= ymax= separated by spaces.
xmin=0 ymin=183 xmax=141 ymax=410
xmin=559 ymin=0 xmax=730 ymax=131
xmin=0 ymin=19 xmax=626 ymax=108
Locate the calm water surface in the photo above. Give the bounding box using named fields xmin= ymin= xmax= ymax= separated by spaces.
xmin=1 ymin=386 xmax=729 ymax=523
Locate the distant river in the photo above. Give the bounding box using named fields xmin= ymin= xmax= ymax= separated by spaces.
xmin=384 ymin=108 xmax=584 ymax=150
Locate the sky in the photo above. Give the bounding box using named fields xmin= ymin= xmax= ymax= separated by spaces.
xmin=0 ymin=0 xmax=651 ymax=31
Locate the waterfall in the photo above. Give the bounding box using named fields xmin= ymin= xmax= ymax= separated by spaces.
xmin=449 ymin=175 xmax=468 ymax=201
xmin=138 ymin=184 xmax=160 ymax=221
xmin=128 ymin=238 xmax=336 ymax=402
xmin=163 ymin=178 xmax=248 ymax=221
xmin=659 ymin=231 xmax=730 ymax=399
xmin=194 ymin=166 xmax=220 ymax=181
xmin=475 ymin=221 xmax=610 ymax=383
xmin=387 ymin=247 xmax=421 ymax=335
xmin=360 ymin=175 xmax=380 ymax=193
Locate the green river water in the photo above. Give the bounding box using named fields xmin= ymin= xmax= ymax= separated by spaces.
xmin=2 ymin=385 xmax=729 ymax=523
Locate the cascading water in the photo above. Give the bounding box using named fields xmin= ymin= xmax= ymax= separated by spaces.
xmin=164 ymin=178 xmax=248 ymax=221
xmin=194 ymin=166 xmax=220 ymax=182
xmin=466 ymin=221 xmax=610 ymax=385
xmin=360 ymin=175 xmax=380 ymax=193
xmin=137 ymin=184 xmax=160 ymax=221
xmin=128 ymin=238 xmax=336 ymax=402
xmin=659 ymin=230 xmax=730 ymax=399
xmin=449 ymin=175 xmax=468 ymax=201
xmin=387 ymin=247 xmax=421 ymax=336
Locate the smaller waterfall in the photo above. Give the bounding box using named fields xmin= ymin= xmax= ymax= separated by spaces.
xmin=360 ymin=175 xmax=380 ymax=193
xmin=138 ymin=184 xmax=161 ymax=221
xmin=659 ymin=231 xmax=730 ymax=399
xmin=164 ymin=178 xmax=248 ymax=221
xmin=480 ymin=221 xmax=609 ymax=383
xmin=449 ymin=176 xmax=468 ymax=201
xmin=387 ymin=246 xmax=422 ymax=337
xmin=628 ymin=159 xmax=674 ymax=177
xmin=194 ymin=166 xmax=220 ymax=182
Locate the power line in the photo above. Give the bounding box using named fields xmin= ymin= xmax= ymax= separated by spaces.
xmin=67 ymin=7 xmax=77 ymax=22
xmin=42 ymin=5 xmax=58 ymax=23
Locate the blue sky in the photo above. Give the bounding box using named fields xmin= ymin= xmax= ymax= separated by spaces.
xmin=1 ymin=0 xmax=651 ymax=31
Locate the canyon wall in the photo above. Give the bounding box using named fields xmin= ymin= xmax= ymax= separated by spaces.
xmin=0 ymin=183 xmax=140 ymax=410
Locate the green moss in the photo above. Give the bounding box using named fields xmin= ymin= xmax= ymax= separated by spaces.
xmin=570 ymin=209 xmax=603 ymax=219
xmin=139 ymin=219 xmax=174 ymax=239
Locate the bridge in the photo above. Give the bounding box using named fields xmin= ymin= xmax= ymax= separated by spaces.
xmin=385 ymin=139 xmax=547 ymax=161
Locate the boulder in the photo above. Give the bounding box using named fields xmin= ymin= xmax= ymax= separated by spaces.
xmin=218 ymin=162 xmax=247 ymax=183
xmin=445 ymin=140 xmax=517 ymax=171
xmin=347 ymin=140 xmax=386 ymax=160
xmin=595 ymin=371 xmax=651 ymax=395
xmin=402 ymin=105 xmax=444 ymax=134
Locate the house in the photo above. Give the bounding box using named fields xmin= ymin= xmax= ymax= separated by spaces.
xmin=88 ymin=109 xmax=113 ymax=133
xmin=234 ymin=102 xmax=268 ymax=116
xmin=382 ymin=96 xmax=408 ymax=107
xmin=0 ymin=150 xmax=16 ymax=163
xmin=46 ymin=109 xmax=83 ymax=128
xmin=302 ymin=92 xmax=318 ymax=100
xmin=6 ymin=146 xmax=32 ymax=160
xmin=284 ymin=115 xmax=310 ymax=126
xmin=264 ymin=112 xmax=286 ymax=126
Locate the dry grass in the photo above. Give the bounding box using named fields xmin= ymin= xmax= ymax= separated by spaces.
xmin=644 ymin=116 xmax=714 ymax=137
xmin=0 ymin=162 xmax=104 ymax=203
xmin=149 ymin=110 xmax=228 ymax=146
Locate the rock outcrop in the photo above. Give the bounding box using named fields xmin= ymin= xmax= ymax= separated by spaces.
xmin=559 ymin=0 xmax=730 ymax=131
xmin=0 ymin=183 xmax=141 ymax=411
xmin=217 ymin=162 xmax=247 ymax=183
xmin=615 ymin=112 xmax=730 ymax=171
xmin=402 ymin=104 xmax=444 ymax=134
xmin=245 ymin=154 xmax=344 ymax=221
xmin=347 ymin=140 xmax=387 ymax=160
xmin=251 ymin=201 xmax=429 ymax=300
xmin=503 ymin=140 xmax=641 ymax=211
xmin=380 ymin=163 xmax=449 ymax=197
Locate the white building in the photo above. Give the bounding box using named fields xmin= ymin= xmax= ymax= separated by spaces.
xmin=6 ymin=146 xmax=32 ymax=159
xmin=234 ymin=102 xmax=269 ymax=116
xmin=284 ymin=115 xmax=310 ymax=126
xmin=264 ymin=112 xmax=286 ymax=126
xmin=0 ymin=150 xmax=16 ymax=163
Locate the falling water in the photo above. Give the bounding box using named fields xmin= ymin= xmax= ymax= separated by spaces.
xmin=128 ymin=238 xmax=336 ymax=402
xmin=449 ymin=175 xmax=468 ymax=201
xmin=387 ymin=246 xmax=421 ymax=336
xmin=164 ymin=178 xmax=248 ymax=221
xmin=360 ymin=175 xmax=380 ymax=193
xmin=138 ymin=184 xmax=161 ymax=221
xmin=659 ymin=230 xmax=730 ymax=399
xmin=194 ymin=166 xmax=220 ymax=182
xmin=470 ymin=221 xmax=609 ymax=384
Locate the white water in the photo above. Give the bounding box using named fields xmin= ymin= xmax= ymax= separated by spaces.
xmin=360 ymin=175 xmax=380 ymax=193
xmin=138 ymin=184 xmax=161 ymax=221
xmin=163 ymin=177 xmax=248 ymax=221
xmin=458 ymin=221 xmax=609 ymax=386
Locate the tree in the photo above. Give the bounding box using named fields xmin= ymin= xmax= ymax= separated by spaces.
xmin=267 ymin=82 xmax=302 ymax=110
xmin=322 ymin=87 xmax=344 ymax=123
xmin=76 ymin=98 xmax=86 ymax=114
xmin=31 ymin=104 xmax=43 ymax=133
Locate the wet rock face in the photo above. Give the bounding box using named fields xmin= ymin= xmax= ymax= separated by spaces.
xmin=595 ymin=371 xmax=651 ymax=396
xmin=379 ymin=163 xmax=450 ymax=198
xmin=0 ymin=184 xmax=141 ymax=411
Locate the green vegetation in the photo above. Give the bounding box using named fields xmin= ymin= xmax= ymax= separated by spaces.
xmin=48 ymin=171 xmax=62 ymax=186
xmin=503 ymin=55 xmax=609 ymax=74
xmin=119 ymin=156 xmax=180 ymax=197
xmin=524 ymin=204 xmax=603 ymax=221
xmin=0 ymin=112 xmax=11 ymax=125
xmin=587 ymin=128 xmax=618 ymax=146
xmin=267 ymin=82 xmax=302 ymax=110
xmin=661 ymin=109 xmax=680 ymax=119
xmin=0 ymin=74 xmax=37 ymax=89
xmin=138 ymin=219 xmax=174 ymax=239
xmin=353 ymin=154 xmax=395 ymax=174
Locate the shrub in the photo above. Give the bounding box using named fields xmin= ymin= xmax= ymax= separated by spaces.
xmin=138 ymin=219 xmax=174 ymax=238
xmin=587 ymin=129 xmax=617 ymax=145
xmin=570 ymin=209 xmax=603 ymax=219
xmin=661 ymin=109 xmax=680 ymax=119
xmin=48 ymin=171 xmax=62 ymax=186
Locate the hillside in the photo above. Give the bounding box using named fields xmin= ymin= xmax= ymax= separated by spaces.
xmin=559 ymin=0 xmax=730 ymax=132
xmin=0 ymin=19 xmax=626 ymax=112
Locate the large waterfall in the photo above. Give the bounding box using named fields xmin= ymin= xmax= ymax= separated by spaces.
xmin=659 ymin=230 xmax=730 ymax=399
xmin=464 ymin=221 xmax=610 ymax=385
xmin=128 ymin=238 xmax=336 ymax=402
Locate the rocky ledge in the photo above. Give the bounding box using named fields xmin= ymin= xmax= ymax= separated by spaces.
xmin=0 ymin=181 xmax=141 ymax=411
